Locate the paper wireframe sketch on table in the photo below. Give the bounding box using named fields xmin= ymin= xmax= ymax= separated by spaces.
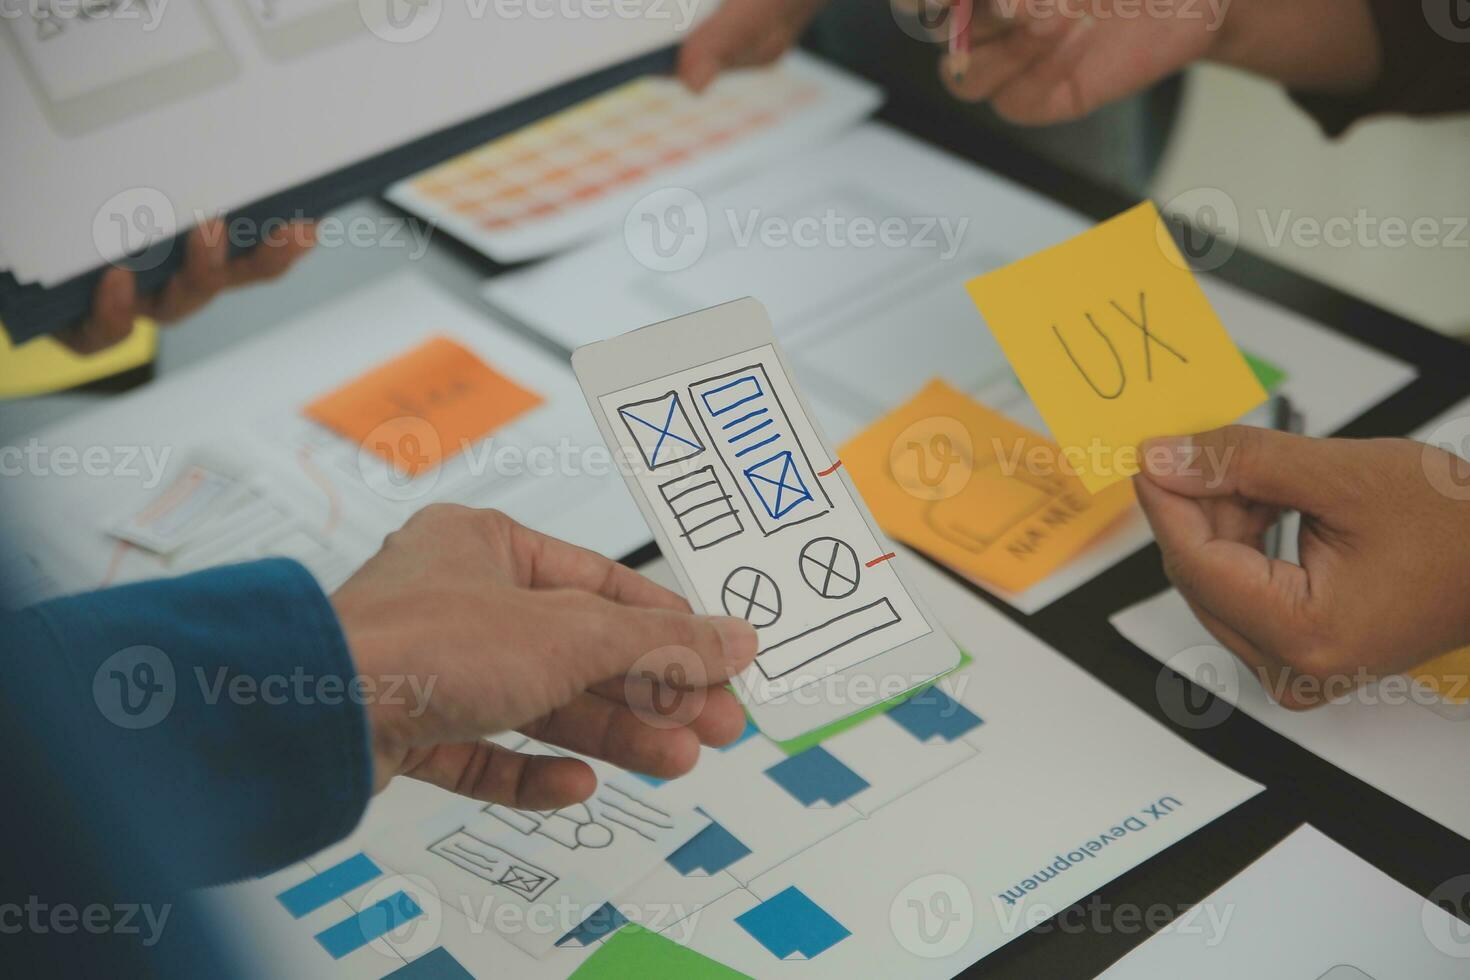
xmin=573 ymin=298 xmax=961 ymax=738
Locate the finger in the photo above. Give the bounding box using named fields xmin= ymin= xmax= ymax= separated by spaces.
xmin=1134 ymin=475 xmax=1308 ymax=646
xmin=940 ymin=28 xmax=1053 ymax=101
xmin=147 ymin=222 xmax=231 ymax=323
xmin=59 ymin=267 xmax=137 ymax=355
xmin=401 ymin=741 xmax=595 ymax=808
xmin=532 ymin=589 xmax=758 ymax=687
xmin=521 ymin=693 xmax=702 ymax=778
xmin=593 ymin=673 xmax=749 ymax=745
xmin=508 ymin=518 xmax=692 ymax=613
xmin=902 ymin=0 xmax=1016 ymax=45
xmin=677 ymin=5 xmax=793 ymax=91
xmin=147 ymin=218 xmax=233 ymax=321
xmin=226 ymin=221 xmax=316 ymax=286
xmin=1140 ymin=427 xmax=1353 ymax=515
xmin=686 ymin=685 xmax=750 ymax=746
xmin=1199 ymin=495 xmax=1281 ymax=549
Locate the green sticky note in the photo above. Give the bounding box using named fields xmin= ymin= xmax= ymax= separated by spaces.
xmin=570 ymin=925 xmax=748 ymax=980
xmin=1243 ymin=351 xmax=1287 ymax=392
xmin=770 ymin=651 xmax=974 ymax=756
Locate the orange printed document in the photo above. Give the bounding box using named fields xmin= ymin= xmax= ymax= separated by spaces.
xmin=1409 ymin=646 xmax=1470 ymax=704
xmin=841 ymin=380 xmax=1136 ymax=593
xmin=305 ymin=336 xmax=542 ymax=473
xmin=966 ymin=202 xmax=1267 ymax=493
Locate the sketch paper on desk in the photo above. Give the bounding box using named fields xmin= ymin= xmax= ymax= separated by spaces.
xmin=0 ymin=274 xmax=648 ymax=600
xmin=364 ymin=736 xmax=708 ymax=958
xmin=574 ymin=298 xmax=962 ymax=738
xmin=1111 ymin=395 xmax=1470 ymax=842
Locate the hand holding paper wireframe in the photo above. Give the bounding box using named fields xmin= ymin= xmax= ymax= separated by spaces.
xmin=330 ymin=504 xmax=757 ymax=801
xmin=573 ymin=298 xmax=962 ymax=740
xmin=1134 ymin=425 xmax=1470 ymax=708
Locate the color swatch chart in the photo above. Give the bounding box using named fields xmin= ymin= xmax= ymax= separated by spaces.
xmin=387 ymin=53 xmax=881 ymax=261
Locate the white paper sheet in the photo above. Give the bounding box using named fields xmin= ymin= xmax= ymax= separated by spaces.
xmin=213 ymin=548 xmax=1262 ymax=977
xmin=1 ymin=1 xmax=701 ymax=285
xmin=1099 ymin=825 xmax=1469 ymax=978
xmin=386 ymin=52 xmax=881 ymax=262
xmin=485 ymin=122 xmax=1417 ymax=613
xmin=364 ymin=737 xmax=710 ymax=958
xmin=0 ymin=273 xmax=649 ymax=597
xmin=1111 ymin=395 xmax=1470 ymax=841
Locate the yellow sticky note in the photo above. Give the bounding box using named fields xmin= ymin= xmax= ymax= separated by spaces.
xmin=0 ymin=317 xmax=157 ymax=399
xmin=840 ymin=379 xmax=1136 ymax=594
xmin=1409 ymin=646 xmax=1470 ymax=704
xmin=965 ymin=202 xmax=1267 ymax=493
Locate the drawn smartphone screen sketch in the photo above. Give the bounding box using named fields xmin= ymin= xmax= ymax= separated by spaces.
xmin=574 ymin=298 xmax=962 ymax=739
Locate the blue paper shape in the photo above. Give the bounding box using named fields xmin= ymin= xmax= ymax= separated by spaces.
xmin=764 ymin=746 xmax=868 ymax=807
xmin=555 ymin=902 xmax=629 ymax=947
xmin=736 ymin=886 xmax=850 ymax=959
xmin=666 ymin=816 xmax=751 ymax=876
xmin=887 ymin=688 xmax=983 ymax=742
xmin=315 ymin=891 xmax=422 ymax=960
xmin=384 ymin=947 xmax=473 ymax=979
xmin=277 ymin=853 xmax=381 ymax=918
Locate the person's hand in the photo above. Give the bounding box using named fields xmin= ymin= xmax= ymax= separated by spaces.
xmin=934 ymin=0 xmax=1223 ymax=123
xmin=1134 ymin=426 xmax=1470 ymax=710
xmin=933 ymin=0 xmax=1379 ymax=126
xmin=331 ymin=505 xmax=759 ymax=808
xmin=59 ymin=218 xmax=315 ymax=355
xmin=677 ymin=0 xmax=831 ymax=92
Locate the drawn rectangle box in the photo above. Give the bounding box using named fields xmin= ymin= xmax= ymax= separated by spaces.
xmin=428 ymin=828 xmax=559 ymax=902
xmin=757 ymin=598 xmax=902 ymax=680
xmin=658 ymin=466 xmax=743 ymax=550
xmin=687 ymin=363 xmax=831 ymax=536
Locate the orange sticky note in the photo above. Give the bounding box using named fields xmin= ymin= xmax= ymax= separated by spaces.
xmin=840 ymin=379 xmax=1136 ymax=594
xmin=1409 ymin=646 xmax=1470 ymax=704
xmin=305 ymin=336 xmax=542 ymax=474
xmin=966 ymin=202 xmax=1267 ymax=493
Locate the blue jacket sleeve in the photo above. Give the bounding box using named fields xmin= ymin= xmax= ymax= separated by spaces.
xmin=5 ymin=558 xmax=372 ymax=887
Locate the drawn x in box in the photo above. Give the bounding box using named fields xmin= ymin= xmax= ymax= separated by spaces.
xmin=688 ymin=365 xmax=830 ymax=535
xmin=619 ymin=391 xmax=705 ymax=470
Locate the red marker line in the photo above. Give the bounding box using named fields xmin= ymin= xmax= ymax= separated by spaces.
xmin=865 ymin=552 xmax=897 ymax=568
xmin=817 ymin=460 xmax=843 ymax=477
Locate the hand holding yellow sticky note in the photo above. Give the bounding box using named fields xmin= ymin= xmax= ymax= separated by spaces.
xmin=841 ymin=380 xmax=1136 ymax=594
xmin=966 ymin=202 xmax=1267 ymax=493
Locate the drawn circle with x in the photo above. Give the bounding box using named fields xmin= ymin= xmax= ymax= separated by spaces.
xmin=721 ymin=567 xmax=782 ymax=628
xmin=799 ymin=537 xmax=861 ymax=600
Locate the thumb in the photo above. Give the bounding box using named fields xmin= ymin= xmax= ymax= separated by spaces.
xmin=1139 ymin=425 xmax=1344 ymax=513
xmin=538 ymin=590 xmax=758 ymax=688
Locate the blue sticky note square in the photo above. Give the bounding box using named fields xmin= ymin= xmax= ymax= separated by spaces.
xmin=666 ymin=816 xmax=751 ymax=876
xmin=556 ymin=902 xmax=629 ymax=947
xmin=736 ymin=887 xmax=850 ymax=960
xmin=887 ymin=688 xmax=983 ymax=742
xmin=385 ymin=947 xmax=473 ymax=979
xmin=764 ymin=746 xmax=868 ymax=807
